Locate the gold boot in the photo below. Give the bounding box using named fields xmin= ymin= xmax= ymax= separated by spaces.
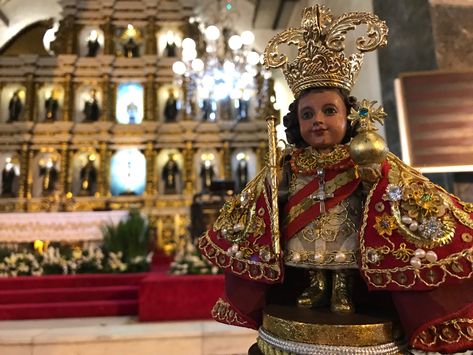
xmin=330 ymin=269 xmax=355 ymax=314
xmin=297 ymin=269 xmax=329 ymax=308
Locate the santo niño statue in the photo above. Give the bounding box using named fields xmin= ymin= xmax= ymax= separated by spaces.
xmin=197 ymin=5 xmax=473 ymax=354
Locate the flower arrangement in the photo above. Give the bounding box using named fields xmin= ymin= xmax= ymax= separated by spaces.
xmin=0 ymin=210 xmax=154 ymax=277
xmin=169 ymin=234 xmax=220 ymax=275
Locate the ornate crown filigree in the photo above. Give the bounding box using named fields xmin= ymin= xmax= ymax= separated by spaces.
xmin=263 ymin=5 xmax=388 ymax=98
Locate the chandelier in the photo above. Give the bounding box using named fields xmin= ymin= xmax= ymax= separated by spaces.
xmin=172 ymin=19 xmax=265 ymax=121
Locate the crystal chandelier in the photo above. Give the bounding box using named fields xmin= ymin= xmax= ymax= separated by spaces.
xmin=172 ymin=20 xmax=263 ymax=121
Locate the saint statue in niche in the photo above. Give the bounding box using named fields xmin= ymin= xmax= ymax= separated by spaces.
xmin=79 ymin=154 xmax=98 ymax=196
xmin=235 ymin=153 xmax=249 ymax=193
xmin=162 ymin=153 xmax=179 ymax=194
xmin=123 ymin=37 xmax=139 ymax=58
xmin=199 ymin=155 xmax=215 ymax=193
xmin=8 ymin=90 xmax=23 ymax=122
xmin=237 ymin=98 xmax=250 ymax=121
xmin=44 ymin=91 xmax=59 ymax=122
xmin=39 ymin=157 xmax=58 ymax=196
xmin=164 ymin=31 xmax=177 ymax=57
xmin=127 ymin=101 xmax=138 ymax=124
xmin=201 ymin=98 xmax=216 ymax=121
xmin=83 ymin=89 xmax=100 ymax=122
xmin=164 ymin=89 xmax=178 ymax=122
xmin=86 ymin=30 xmax=100 ymax=57
xmin=1 ymin=157 xmax=18 ymax=197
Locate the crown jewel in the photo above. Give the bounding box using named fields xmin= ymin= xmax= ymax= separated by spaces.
xmin=263 ymin=5 xmax=388 ymax=98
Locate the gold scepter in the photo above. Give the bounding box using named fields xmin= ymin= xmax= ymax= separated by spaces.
xmin=265 ymin=115 xmax=281 ymax=257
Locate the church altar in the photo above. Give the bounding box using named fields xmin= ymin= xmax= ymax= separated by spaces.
xmin=0 ymin=210 xmax=128 ymax=243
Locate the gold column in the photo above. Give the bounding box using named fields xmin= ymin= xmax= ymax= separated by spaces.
xmin=222 ymin=141 xmax=231 ymax=180
xmin=58 ymin=143 xmax=69 ymax=196
xmin=65 ymin=148 xmax=74 ymax=195
xmin=183 ymin=141 xmax=194 ymax=194
xmin=101 ymin=17 xmax=115 ymax=55
xmin=23 ymin=74 xmax=35 ymax=122
xmin=62 ymin=74 xmax=74 ymax=122
xmin=144 ymin=74 xmax=156 ymax=121
xmin=98 ymin=142 xmax=111 ymax=197
xmin=145 ymin=17 xmax=158 ymax=55
xmin=18 ymin=144 xmax=29 ymax=199
xmin=101 ymin=74 xmax=112 ymax=122
xmin=144 ymin=142 xmax=156 ymax=195
xmin=26 ymin=148 xmax=34 ymax=199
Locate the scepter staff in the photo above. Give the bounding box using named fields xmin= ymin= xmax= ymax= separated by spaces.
xmin=265 ymin=115 xmax=281 ymax=257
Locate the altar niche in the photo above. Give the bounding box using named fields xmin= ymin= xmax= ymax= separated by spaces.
xmin=0 ymin=153 xmax=20 ymax=198
xmin=157 ymin=29 xmax=181 ymax=58
xmin=75 ymin=85 xmax=101 ymax=122
xmin=32 ymin=151 xmax=61 ymax=198
xmin=117 ymin=24 xmax=143 ymax=58
xmin=0 ymin=85 xmax=26 ymax=123
xmin=71 ymin=151 xmax=99 ymax=197
xmin=157 ymin=150 xmax=183 ymax=195
xmin=78 ymin=27 xmax=104 ymax=57
xmin=36 ymin=85 xmax=64 ymax=123
xmin=110 ymin=148 xmax=146 ymax=196
xmin=231 ymin=150 xmax=256 ymax=193
xmin=116 ymin=83 xmax=144 ymax=125
xmin=158 ymin=85 xmax=181 ymax=122
xmin=195 ymin=150 xmax=220 ymax=194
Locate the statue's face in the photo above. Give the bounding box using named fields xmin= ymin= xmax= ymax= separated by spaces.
xmin=297 ymin=90 xmax=347 ymax=152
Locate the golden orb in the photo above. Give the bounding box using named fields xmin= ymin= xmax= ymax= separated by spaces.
xmin=349 ymin=131 xmax=388 ymax=165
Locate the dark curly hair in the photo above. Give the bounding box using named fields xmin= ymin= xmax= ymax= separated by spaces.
xmin=283 ymin=87 xmax=359 ymax=148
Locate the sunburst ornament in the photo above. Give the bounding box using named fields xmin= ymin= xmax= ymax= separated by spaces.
xmin=348 ymin=99 xmax=387 ymax=132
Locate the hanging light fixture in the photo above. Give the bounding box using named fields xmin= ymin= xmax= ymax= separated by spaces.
xmin=172 ymin=18 xmax=268 ymax=122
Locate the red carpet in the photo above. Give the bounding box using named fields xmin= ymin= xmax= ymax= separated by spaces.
xmin=0 ymin=273 xmax=145 ymax=320
xmin=0 ymin=271 xmax=224 ymax=321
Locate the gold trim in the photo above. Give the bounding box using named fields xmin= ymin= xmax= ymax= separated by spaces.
xmin=413 ymin=317 xmax=473 ymax=348
xmin=262 ymin=312 xmax=397 ymax=347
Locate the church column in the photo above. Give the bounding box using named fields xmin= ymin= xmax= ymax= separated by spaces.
xmin=144 ymin=74 xmax=156 ymax=121
xmin=65 ymin=148 xmax=75 ymax=195
xmin=101 ymin=74 xmax=112 ymax=122
xmin=144 ymin=17 xmax=158 ymax=55
xmin=23 ymin=74 xmax=35 ymax=122
xmin=18 ymin=144 xmax=29 ymax=199
xmin=101 ymin=17 xmax=115 ymax=55
xmin=62 ymin=74 xmax=74 ymax=122
xmin=144 ymin=142 xmax=156 ymax=195
xmin=25 ymin=148 xmax=35 ymax=199
xmin=58 ymin=143 xmax=69 ymax=196
xmin=183 ymin=141 xmax=194 ymax=195
xmin=222 ymin=141 xmax=231 ymax=180
xmin=98 ymin=142 xmax=111 ymax=197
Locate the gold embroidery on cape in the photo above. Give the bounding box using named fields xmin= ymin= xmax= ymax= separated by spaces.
xmin=413 ymin=317 xmax=473 ymax=348
xmin=359 ymin=172 xmax=473 ymax=289
xmin=199 ymin=231 xmax=281 ymax=282
xmin=213 ymin=168 xmax=268 ymax=244
xmin=291 ymin=145 xmax=350 ymax=172
xmin=387 ymin=154 xmax=456 ymax=248
xmin=212 ymin=298 xmax=248 ymax=325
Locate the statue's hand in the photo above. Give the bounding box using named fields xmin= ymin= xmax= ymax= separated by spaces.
xmin=356 ymin=163 xmax=382 ymax=184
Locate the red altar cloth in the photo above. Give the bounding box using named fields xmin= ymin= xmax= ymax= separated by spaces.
xmin=138 ymin=272 xmax=224 ymax=321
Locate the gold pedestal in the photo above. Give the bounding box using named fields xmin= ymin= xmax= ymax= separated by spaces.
xmin=253 ymin=305 xmax=407 ymax=355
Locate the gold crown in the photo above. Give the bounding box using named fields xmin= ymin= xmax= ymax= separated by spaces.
xmin=263 ymin=5 xmax=388 ymax=98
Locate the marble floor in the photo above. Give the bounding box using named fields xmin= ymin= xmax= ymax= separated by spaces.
xmin=0 ymin=316 xmax=257 ymax=355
